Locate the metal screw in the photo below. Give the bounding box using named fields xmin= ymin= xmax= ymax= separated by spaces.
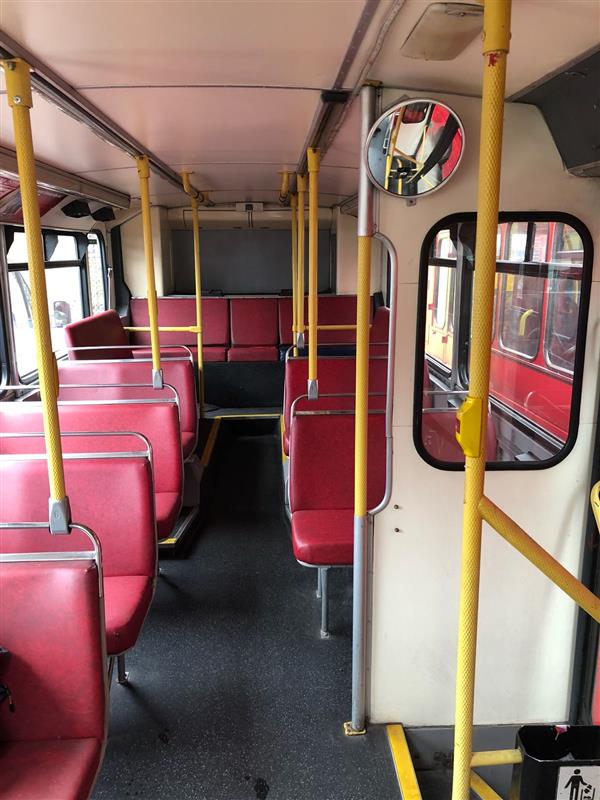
xmin=13 ymin=96 xmax=21 ymax=105
xmin=6 ymin=62 xmax=15 ymax=71
xmin=394 ymin=528 xmax=401 ymax=533
xmin=393 ymin=504 xmax=400 ymax=510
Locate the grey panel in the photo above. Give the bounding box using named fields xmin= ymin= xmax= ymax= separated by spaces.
xmin=517 ymin=49 xmax=600 ymax=177
xmin=172 ymin=229 xmax=334 ymax=294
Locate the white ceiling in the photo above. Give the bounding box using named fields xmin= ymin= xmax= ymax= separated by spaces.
xmin=0 ymin=0 xmax=598 ymax=208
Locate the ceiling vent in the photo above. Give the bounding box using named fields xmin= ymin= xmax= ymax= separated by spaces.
xmin=235 ymin=202 xmax=264 ymax=213
xmin=400 ymin=2 xmax=483 ymax=61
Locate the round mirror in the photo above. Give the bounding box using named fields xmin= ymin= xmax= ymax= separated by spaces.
xmin=365 ymin=99 xmax=464 ymax=198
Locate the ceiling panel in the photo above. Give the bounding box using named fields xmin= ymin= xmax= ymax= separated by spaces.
xmin=371 ymin=0 xmax=600 ymax=97
xmin=0 ymin=88 xmax=134 ymax=173
xmin=0 ymin=0 xmax=367 ymax=89
xmin=80 ymin=86 xmax=321 ymax=166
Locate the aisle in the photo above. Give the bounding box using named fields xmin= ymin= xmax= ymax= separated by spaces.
xmin=93 ymin=419 xmax=399 ymax=800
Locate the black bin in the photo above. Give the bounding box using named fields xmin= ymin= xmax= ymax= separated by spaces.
xmin=511 ymin=725 xmax=600 ymax=800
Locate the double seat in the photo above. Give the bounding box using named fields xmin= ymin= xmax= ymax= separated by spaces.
xmin=0 ymin=429 xmax=160 ymax=798
xmin=64 ymin=310 xmax=199 ymax=461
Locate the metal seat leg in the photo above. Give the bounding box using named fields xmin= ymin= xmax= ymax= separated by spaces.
xmin=316 ymin=568 xmax=323 ymax=599
xmin=117 ymin=653 xmax=129 ymax=685
xmin=320 ymin=567 xmax=330 ymax=639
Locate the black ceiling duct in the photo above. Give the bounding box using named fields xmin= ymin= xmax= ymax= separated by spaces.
xmin=62 ymin=199 xmax=91 ymax=218
xmin=91 ymin=206 xmax=116 ymax=222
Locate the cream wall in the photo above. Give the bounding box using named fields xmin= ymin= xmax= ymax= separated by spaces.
xmin=121 ymin=206 xmax=173 ymax=297
xmin=369 ymin=90 xmax=600 ymax=726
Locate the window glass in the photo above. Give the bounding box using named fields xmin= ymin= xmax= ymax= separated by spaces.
xmin=6 ymin=231 xmax=27 ymax=264
xmin=545 ymin=225 xmax=584 ymax=374
xmin=9 ymin=267 xmax=84 ymax=377
xmin=87 ymin=232 xmax=106 ymax=314
xmin=499 ymin=270 xmax=544 ymax=359
xmin=46 ymin=234 xmax=78 ymax=262
xmin=418 ymin=217 xmax=590 ymax=468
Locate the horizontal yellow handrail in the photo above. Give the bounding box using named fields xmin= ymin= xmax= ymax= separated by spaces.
xmin=471 ymin=749 xmax=522 ymax=767
xmin=317 ymin=324 xmax=357 ymax=331
xmin=124 ymin=326 xmax=201 ymax=334
xmin=479 ymin=495 xmax=600 ymax=623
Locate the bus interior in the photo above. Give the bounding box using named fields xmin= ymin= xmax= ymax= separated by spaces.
xmin=0 ymin=2 xmax=599 ymax=799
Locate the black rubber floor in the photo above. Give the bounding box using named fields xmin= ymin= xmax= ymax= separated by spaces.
xmin=93 ymin=420 xmax=400 ymax=800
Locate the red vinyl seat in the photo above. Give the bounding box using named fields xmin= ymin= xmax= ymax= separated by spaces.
xmin=59 ymin=357 xmax=199 ymax=460
xmin=0 ymin=400 xmax=183 ymax=539
xmin=129 ymin=296 xmax=230 ymax=362
xmin=0 ymin=441 xmax=157 ymax=658
xmin=282 ymin=356 xmax=388 ymax=456
xmin=0 ymin=552 xmax=107 ymax=800
xmin=228 ymin=298 xmax=279 ymax=361
xmin=289 ymin=400 xmax=386 ymax=566
xmin=65 ymin=309 xmax=133 ymax=360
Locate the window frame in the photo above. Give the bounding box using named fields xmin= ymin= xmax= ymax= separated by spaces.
xmin=86 ymin=230 xmax=108 ymax=314
xmin=5 ymin=225 xmax=90 ymax=382
xmin=497 ymin=267 xmax=545 ymax=362
xmin=414 ymin=211 xmax=594 ymax=472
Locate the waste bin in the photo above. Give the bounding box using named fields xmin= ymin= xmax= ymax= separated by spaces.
xmin=511 ymin=725 xmax=600 ymax=799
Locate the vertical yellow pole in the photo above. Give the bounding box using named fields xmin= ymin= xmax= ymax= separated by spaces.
xmin=2 ymin=59 xmax=70 ymax=531
xmin=307 ymin=148 xmax=320 ymax=399
xmin=136 ymin=155 xmax=163 ymax=389
xmin=296 ymin=174 xmax=306 ymax=349
xmin=290 ymin=192 xmax=298 ymax=355
xmin=182 ymin=172 xmax=204 ymax=414
xmin=451 ymin=3 xmax=511 ymax=799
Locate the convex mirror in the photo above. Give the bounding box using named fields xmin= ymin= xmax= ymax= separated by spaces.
xmin=365 ymin=99 xmax=464 ymax=198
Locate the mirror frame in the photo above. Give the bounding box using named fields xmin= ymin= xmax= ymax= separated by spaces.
xmin=364 ymin=98 xmax=466 ymax=200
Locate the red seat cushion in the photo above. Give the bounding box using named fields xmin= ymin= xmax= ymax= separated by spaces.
xmin=0 ymin=738 xmax=103 ymax=800
xmin=104 ymin=575 xmax=154 ymax=655
xmin=155 ymin=491 xmax=181 ymax=538
xmin=291 ymin=509 xmax=354 ymax=566
xmin=203 ymin=346 xmax=227 ymax=362
xmin=227 ymin=346 xmax=278 ymax=362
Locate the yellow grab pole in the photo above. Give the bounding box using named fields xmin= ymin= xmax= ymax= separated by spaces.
xmin=279 ymin=170 xmax=290 ymax=205
xmin=307 ymin=148 xmax=320 ymax=399
xmin=2 ymin=59 xmax=69 ymax=531
xmin=480 ymin=495 xmax=600 ymax=623
xmin=452 ymin=3 xmax=511 ymax=799
xmin=181 ymin=171 xmax=204 ymax=414
xmin=136 ymin=155 xmax=163 ymax=389
xmin=296 ymin=174 xmax=306 ymax=349
xmin=290 ymin=192 xmax=298 ymax=354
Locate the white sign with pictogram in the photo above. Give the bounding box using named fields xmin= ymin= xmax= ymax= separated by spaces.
xmin=557 ymin=766 xmax=600 ymax=800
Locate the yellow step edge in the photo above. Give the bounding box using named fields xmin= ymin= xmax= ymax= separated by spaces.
xmin=470 ymin=770 xmax=504 ymax=800
xmin=386 ymin=724 xmax=422 ymax=800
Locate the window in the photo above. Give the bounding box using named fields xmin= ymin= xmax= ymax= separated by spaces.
xmin=499 ymin=270 xmax=544 ymax=359
xmin=87 ymin=232 xmax=106 ymax=314
xmin=416 ymin=214 xmax=592 ymax=470
xmin=6 ymin=228 xmax=88 ymax=379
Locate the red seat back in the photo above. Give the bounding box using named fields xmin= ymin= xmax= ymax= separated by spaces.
xmin=0 ymin=552 xmax=106 ymax=743
xmin=0 ymin=401 xmax=183 ymax=498
xmin=289 ymin=405 xmax=386 ymax=512
xmin=283 ymin=356 xmax=388 ymax=444
xmin=65 ymin=310 xmax=132 ymax=360
xmin=230 ymin=298 xmax=278 ymax=346
xmin=129 ymin=297 xmax=230 ymax=347
xmin=0 ymin=449 xmax=156 ymax=580
xmin=58 ymin=358 xmax=198 ymax=440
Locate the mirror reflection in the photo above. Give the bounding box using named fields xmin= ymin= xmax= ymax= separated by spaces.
xmin=365 ymin=99 xmax=464 ymax=198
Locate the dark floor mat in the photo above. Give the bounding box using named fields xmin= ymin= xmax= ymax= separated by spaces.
xmin=93 ymin=421 xmax=399 ymax=800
